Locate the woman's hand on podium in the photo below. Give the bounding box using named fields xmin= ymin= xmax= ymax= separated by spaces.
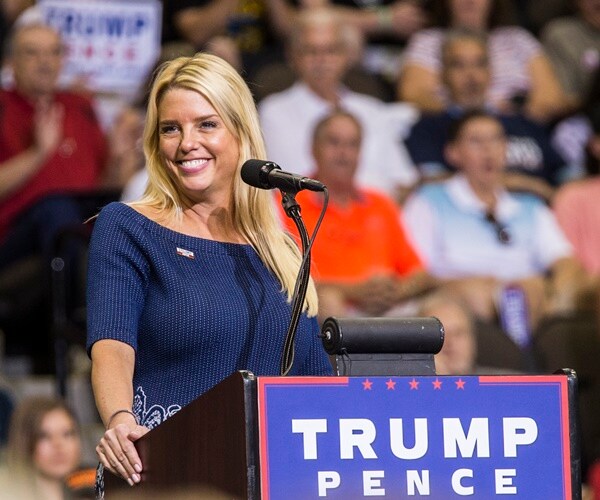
xmin=96 ymin=412 xmax=149 ymax=486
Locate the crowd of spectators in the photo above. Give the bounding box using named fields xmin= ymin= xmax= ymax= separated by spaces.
xmin=405 ymin=28 xmax=569 ymax=201
xmin=1 ymin=0 xmax=600 ymax=496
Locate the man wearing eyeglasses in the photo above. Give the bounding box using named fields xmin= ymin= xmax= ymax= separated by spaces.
xmin=0 ymin=19 xmax=107 ymax=267
xmin=403 ymin=110 xmax=585 ymax=339
xmin=0 ymin=17 xmax=108 ymax=370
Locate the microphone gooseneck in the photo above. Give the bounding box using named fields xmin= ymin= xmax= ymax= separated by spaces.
xmin=240 ymin=159 xmax=329 ymax=375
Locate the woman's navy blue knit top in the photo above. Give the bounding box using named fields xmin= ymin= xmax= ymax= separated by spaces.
xmin=86 ymin=202 xmax=332 ymax=428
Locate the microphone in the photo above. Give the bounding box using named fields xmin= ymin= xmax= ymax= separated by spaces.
xmin=241 ymin=159 xmax=325 ymax=193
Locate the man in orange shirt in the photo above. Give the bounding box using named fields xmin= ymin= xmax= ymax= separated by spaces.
xmin=280 ymin=110 xmax=435 ymax=321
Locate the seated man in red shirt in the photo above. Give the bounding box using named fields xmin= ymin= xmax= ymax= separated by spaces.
xmin=280 ymin=110 xmax=436 ymax=321
xmin=0 ymin=19 xmax=108 ymax=272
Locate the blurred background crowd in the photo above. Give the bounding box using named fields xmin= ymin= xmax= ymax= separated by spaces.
xmin=0 ymin=0 xmax=600 ymax=497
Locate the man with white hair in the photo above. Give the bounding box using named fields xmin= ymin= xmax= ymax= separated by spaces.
xmin=0 ymin=19 xmax=107 ymax=271
xmin=258 ymin=8 xmax=418 ymax=201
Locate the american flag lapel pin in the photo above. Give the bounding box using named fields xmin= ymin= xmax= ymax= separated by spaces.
xmin=176 ymin=247 xmax=195 ymax=259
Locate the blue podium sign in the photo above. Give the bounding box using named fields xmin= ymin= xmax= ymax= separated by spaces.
xmin=257 ymin=375 xmax=573 ymax=499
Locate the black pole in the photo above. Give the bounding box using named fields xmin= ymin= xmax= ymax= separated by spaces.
xmin=50 ymin=255 xmax=68 ymax=398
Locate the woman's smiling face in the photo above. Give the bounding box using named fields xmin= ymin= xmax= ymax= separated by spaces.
xmin=158 ymin=87 xmax=240 ymax=204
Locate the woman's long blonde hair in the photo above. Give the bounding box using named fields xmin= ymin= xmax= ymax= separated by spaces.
xmin=134 ymin=52 xmax=317 ymax=315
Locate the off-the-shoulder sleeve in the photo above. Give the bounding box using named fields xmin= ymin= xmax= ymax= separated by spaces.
xmin=86 ymin=203 xmax=150 ymax=355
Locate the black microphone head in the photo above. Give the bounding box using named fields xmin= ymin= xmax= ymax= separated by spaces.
xmin=241 ymin=159 xmax=279 ymax=189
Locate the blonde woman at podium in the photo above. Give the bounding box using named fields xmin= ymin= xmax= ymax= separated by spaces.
xmin=86 ymin=53 xmax=333 ymax=487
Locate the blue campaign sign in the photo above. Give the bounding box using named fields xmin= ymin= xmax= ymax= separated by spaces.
xmin=39 ymin=0 xmax=161 ymax=93
xmin=257 ymin=375 xmax=572 ymax=499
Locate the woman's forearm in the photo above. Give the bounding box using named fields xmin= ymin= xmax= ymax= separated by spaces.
xmin=91 ymin=339 xmax=136 ymax=427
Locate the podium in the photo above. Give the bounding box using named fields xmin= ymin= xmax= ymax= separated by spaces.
xmin=105 ymin=370 xmax=581 ymax=499
xmin=104 ymin=371 xmax=258 ymax=497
